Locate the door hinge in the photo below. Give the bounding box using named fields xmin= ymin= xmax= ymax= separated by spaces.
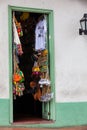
xmin=48 ymin=112 xmax=50 ymax=115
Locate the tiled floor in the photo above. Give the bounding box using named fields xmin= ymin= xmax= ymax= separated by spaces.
xmin=13 ymin=115 xmax=54 ymax=124
xmin=0 ymin=126 xmax=87 ymax=130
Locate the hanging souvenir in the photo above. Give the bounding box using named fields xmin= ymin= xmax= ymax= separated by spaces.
xmin=13 ymin=68 xmax=24 ymax=83
xmin=39 ymin=70 xmax=50 ymax=88
xmin=16 ymin=22 xmax=23 ymax=37
xmin=13 ymin=68 xmax=25 ymax=98
xmin=32 ymin=61 xmax=41 ymax=78
xmin=13 ymin=54 xmax=25 ymax=98
xmin=13 ymin=15 xmax=23 ymax=55
xmin=16 ymin=44 xmax=23 ymax=55
xmin=14 ymin=15 xmax=23 ymax=37
xmin=33 ymin=87 xmax=42 ymax=101
xmin=37 ymin=49 xmax=48 ymax=73
xmin=29 ymin=81 xmax=37 ymax=94
xmin=39 ymin=85 xmax=54 ymax=102
xmin=30 ymin=81 xmax=37 ymax=89
xmin=20 ymin=12 xmax=30 ymax=21
xmin=42 ymin=49 xmax=48 ymax=56
xmin=13 ymin=82 xmax=25 ymax=97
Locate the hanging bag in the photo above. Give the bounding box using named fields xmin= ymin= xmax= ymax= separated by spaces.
xmin=39 ymin=67 xmax=50 ymax=87
xmin=39 ymin=85 xmax=53 ymax=102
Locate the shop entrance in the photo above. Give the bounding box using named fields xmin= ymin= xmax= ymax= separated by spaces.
xmin=9 ymin=6 xmax=55 ymax=124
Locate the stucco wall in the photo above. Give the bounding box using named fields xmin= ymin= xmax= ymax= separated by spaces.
xmin=0 ymin=0 xmax=87 ymax=102
xmin=55 ymin=0 xmax=87 ymax=102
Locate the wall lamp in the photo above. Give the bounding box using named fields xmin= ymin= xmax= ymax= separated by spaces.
xmin=79 ymin=14 xmax=87 ymax=35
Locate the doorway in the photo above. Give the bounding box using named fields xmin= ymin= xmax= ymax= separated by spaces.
xmin=9 ymin=6 xmax=55 ymax=124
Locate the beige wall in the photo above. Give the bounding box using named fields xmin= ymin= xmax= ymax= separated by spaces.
xmin=0 ymin=0 xmax=87 ymax=102
xmin=55 ymin=0 xmax=87 ymax=102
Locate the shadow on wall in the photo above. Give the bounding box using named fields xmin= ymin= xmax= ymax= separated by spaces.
xmin=78 ymin=0 xmax=87 ymax=5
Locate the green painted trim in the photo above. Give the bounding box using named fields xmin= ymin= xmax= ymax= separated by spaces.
xmin=8 ymin=5 xmax=55 ymax=124
xmin=0 ymin=100 xmax=87 ymax=127
xmin=8 ymin=5 xmax=53 ymax=13
xmin=55 ymin=102 xmax=87 ymax=127
xmin=48 ymin=11 xmax=56 ymax=120
xmin=0 ymin=99 xmax=10 ymax=126
xmin=11 ymin=102 xmax=87 ymax=127
xmin=8 ymin=6 xmax=13 ymax=123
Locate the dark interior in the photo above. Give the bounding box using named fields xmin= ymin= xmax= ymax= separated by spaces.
xmin=13 ymin=11 xmax=43 ymax=122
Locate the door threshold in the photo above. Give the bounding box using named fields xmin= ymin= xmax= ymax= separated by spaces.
xmin=13 ymin=117 xmax=54 ymax=124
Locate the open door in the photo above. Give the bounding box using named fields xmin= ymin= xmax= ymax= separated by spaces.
xmin=42 ymin=102 xmax=50 ymax=119
xmin=9 ymin=6 xmax=55 ymax=124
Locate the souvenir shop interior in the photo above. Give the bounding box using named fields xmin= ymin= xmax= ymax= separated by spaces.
xmin=12 ymin=11 xmax=53 ymax=122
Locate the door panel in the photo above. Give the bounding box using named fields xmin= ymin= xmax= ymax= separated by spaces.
xmin=42 ymin=15 xmax=50 ymax=120
xmin=42 ymin=102 xmax=50 ymax=119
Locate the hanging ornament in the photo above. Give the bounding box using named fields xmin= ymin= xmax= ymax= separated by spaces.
xmin=20 ymin=12 xmax=30 ymax=21
xmin=13 ymin=70 xmax=24 ymax=83
xmin=30 ymin=81 xmax=37 ymax=89
xmin=16 ymin=44 xmax=23 ymax=55
xmin=32 ymin=61 xmax=41 ymax=78
xmin=16 ymin=22 xmax=23 ymax=37
xmin=14 ymin=15 xmax=23 ymax=37
xmin=42 ymin=49 xmax=48 ymax=56
xmin=13 ymin=68 xmax=25 ymax=98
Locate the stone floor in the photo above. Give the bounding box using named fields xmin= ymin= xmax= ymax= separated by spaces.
xmin=0 ymin=126 xmax=87 ymax=130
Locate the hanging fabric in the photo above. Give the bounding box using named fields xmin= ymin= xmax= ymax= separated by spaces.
xmin=13 ymin=16 xmax=21 ymax=44
xmin=35 ymin=15 xmax=47 ymax=51
xmin=13 ymin=15 xmax=23 ymax=55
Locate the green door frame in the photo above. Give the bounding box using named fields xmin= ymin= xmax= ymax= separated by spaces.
xmin=8 ymin=5 xmax=55 ymax=124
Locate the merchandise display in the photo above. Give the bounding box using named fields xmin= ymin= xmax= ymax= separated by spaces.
xmin=12 ymin=12 xmax=53 ymax=102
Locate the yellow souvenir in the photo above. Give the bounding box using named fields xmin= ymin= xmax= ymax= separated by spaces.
xmin=20 ymin=12 xmax=29 ymax=21
xmin=32 ymin=66 xmax=40 ymax=72
xmin=42 ymin=49 xmax=48 ymax=56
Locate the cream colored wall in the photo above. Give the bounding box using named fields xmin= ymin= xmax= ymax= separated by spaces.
xmin=55 ymin=0 xmax=87 ymax=102
xmin=0 ymin=0 xmax=87 ymax=102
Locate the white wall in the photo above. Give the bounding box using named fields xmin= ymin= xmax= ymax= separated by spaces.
xmin=0 ymin=0 xmax=87 ymax=102
xmin=55 ymin=0 xmax=87 ymax=102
